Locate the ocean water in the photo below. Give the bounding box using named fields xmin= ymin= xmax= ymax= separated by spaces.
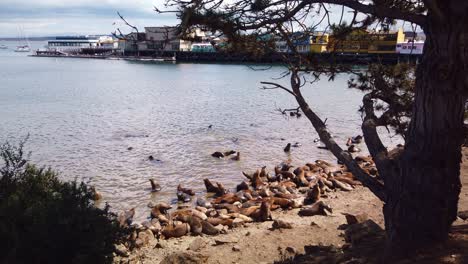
xmin=0 ymin=41 xmax=401 ymax=221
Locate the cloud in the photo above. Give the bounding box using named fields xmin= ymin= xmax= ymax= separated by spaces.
xmin=0 ymin=0 xmax=177 ymax=37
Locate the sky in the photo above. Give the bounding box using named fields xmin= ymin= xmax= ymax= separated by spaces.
xmin=0 ymin=0 xmax=419 ymax=38
xmin=0 ymin=0 xmax=178 ymax=37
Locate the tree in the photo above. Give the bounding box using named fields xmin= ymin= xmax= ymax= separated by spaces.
xmin=160 ymin=0 xmax=467 ymax=257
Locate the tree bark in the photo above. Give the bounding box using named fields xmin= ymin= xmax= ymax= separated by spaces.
xmin=384 ymin=2 xmax=468 ymax=255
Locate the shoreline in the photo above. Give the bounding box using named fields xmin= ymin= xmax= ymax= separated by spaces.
xmin=112 ymin=155 xmax=385 ymax=263
xmin=113 ymin=148 xmax=468 ymax=263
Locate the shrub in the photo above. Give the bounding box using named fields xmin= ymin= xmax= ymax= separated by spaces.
xmin=0 ymin=140 xmax=130 ymax=264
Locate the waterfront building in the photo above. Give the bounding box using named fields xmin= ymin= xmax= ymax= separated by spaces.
xmin=327 ymin=28 xmax=405 ymax=54
xmin=396 ymin=41 xmax=424 ymax=55
xmin=46 ymin=36 xmax=118 ymax=53
xmin=118 ymin=27 xmax=207 ymax=54
xmin=310 ymin=32 xmax=329 ymax=53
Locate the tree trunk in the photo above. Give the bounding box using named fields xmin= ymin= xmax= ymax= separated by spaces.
xmin=384 ymin=4 xmax=467 ymax=255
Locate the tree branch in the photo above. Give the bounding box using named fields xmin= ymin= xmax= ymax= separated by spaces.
xmin=289 ymin=69 xmax=386 ymax=201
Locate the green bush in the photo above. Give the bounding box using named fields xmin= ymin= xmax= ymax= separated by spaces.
xmin=0 ymin=140 xmax=130 ymax=264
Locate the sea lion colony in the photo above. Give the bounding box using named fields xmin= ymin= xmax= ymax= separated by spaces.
xmin=115 ymin=154 xmax=378 ymax=249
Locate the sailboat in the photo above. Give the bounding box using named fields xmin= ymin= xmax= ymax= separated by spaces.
xmin=15 ymin=25 xmax=31 ymax=52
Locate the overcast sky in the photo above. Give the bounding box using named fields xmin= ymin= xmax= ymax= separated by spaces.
xmin=0 ymin=0 xmax=418 ymax=38
xmin=0 ymin=0 xmax=178 ymax=37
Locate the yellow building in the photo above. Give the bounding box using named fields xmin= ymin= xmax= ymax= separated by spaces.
xmin=327 ymin=28 xmax=405 ymax=54
xmin=310 ymin=33 xmax=329 ymax=53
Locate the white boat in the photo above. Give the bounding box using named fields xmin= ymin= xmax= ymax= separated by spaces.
xmin=15 ymin=45 xmax=30 ymax=52
xmin=15 ymin=25 xmax=31 ymax=53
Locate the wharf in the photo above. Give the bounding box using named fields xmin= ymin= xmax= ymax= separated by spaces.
xmin=30 ymin=50 xmax=422 ymax=65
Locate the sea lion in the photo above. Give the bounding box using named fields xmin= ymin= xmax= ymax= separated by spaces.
xmin=298 ymin=201 xmax=333 ymax=217
xmin=272 ymin=220 xmax=293 ymax=230
xmin=259 ymin=166 xmax=268 ymax=178
xmin=295 ymin=168 xmax=309 ymax=187
xmin=213 ymin=193 xmax=240 ymax=204
xmin=151 ymin=202 xmax=172 ymax=219
xmin=231 ymin=152 xmax=240 ymax=161
xmin=177 ymin=191 xmax=192 ymax=202
xmin=242 ymin=171 xmax=254 ymax=180
xmin=284 ymin=143 xmax=291 ymax=152
xmin=149 ymin=179 xmax=161 ymax=192
xmin=196 ymin=197 xmax=212 ymax=208
xmin=213 ymin=203 xmax=241 ymax=213
xmin=236 ymin=181 xmax=250 ymax=192
xmin=177 ymin=184 xmax=195 ymax=196
xmin=252 ymin=172 xmax=265 ymax=190
xmin=201 ymin=220 xmax=220 ymax=235
xmin=188 ymin=216 xmax=203 ymax=236
xmin=203 ymin=178 xmax=226 ymax=196
xmin=162 ymin=223 xmax=190 ymax=239
xmin=251 ymin=200 xmax=272 ymax=222
xmin=207 ymin=217 xmax=234 ymax=227
xmin=240 ymin=205 xmax=260 ymax=216
xmin=223 ymin=150 xmax=236 ymax=156
xmin=211 ymin=152 xmax=224 ymax=158
xmin=118 ymin=208 xmax=135 ymax=227
xmin=331 ymin=179 xmax=353 ymax=191
xmin=304 ymin=185 xmax=320 ymax=205
xmin=90 ymin=186 xmax=102 ymax=201
xmin=271 ymin=197 xmax=293 ymax=208
xmin=348 ymin=145 xmax=361 ymax=153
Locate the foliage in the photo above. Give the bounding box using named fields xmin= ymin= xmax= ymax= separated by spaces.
xmin=349 ymin=64 xmax=415 ymax=137
xmin=0 ymin=139 xmax=130 ymax=264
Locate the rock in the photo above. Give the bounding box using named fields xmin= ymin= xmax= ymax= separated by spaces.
xmin=344 ymin=219 xmax=384 ymax=244
xmin=232 ymin=245 xmax=241 ymax=252
xmin=343 ymin=213 xmax=369 ymax=225
xmin=214 ymin=238 xmax=237 ymax=246
xmin=115 ymin=244 xmax=129 ymax=257
xmin=138 ymin=229 xmax=155 ymax=246
xmin=160 ymin=252 xmax=209 ymax=264
xmin=272 ymin=220 xmax=293 ymax=230
xmin=188 ymin=238 xmax=207 ymax=252
xmin=154 ymin=242 xmax=166 ymax=249
xmin=458 ymin=210 xmax=468 ymax=220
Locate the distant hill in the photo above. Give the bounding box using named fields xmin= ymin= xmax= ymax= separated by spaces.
xmin=0 ymin=37 xmax=52 ymax=41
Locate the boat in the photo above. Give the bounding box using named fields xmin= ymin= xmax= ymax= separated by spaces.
xmin=15 ymin=45 xmax=30 ymax=52
xmin=14 ymin=25 xmax=31 ymax=53
xmin=0 ymin=44 xmax=7 ymax=49
xmin=124 ymin=55 xmax=176 ymax=62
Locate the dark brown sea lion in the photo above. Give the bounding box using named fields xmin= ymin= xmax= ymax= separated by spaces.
xmin=231 ymin=152 xmax=240 ymax=161
xmin=251 ymin=200 xmax=272 ymax=222
xmin=304 ymin=185 xmax=320 ymax=205
xmin=177 ymin=184 xmax=195 ymax=196
xmin=223 ymin=150 xmax=236 ymax=156
xmin=203 ymin=178 xmax=226 ymax=196
xmin=284 ymin=143 xmax=291 ymax=152
xmin=189 ymin=216 xmax=203 ymax=236
xmin=236 ymin=181 xmax=250 ymax=192
xmin=162 ymin=223 xmax=190 ymax=239
xmin=211 ymin=152 xmax=224 ymax=158
xmin=299 ymin=201 xmax=333 ymax=217
xmin=213 ymin=193 xmax=240 ymax=204
xmin=201 ymin=220 xmax=220 ymax=235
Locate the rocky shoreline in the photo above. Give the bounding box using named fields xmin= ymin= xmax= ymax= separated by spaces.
xmin=111 ymin=154 xmax=382 ymax=263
